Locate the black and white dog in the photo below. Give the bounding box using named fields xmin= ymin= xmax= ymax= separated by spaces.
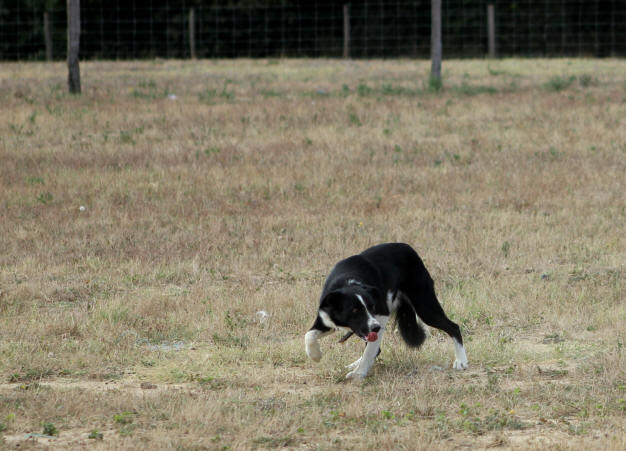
xmin=305 ymin=243 xmax=468 ymax=379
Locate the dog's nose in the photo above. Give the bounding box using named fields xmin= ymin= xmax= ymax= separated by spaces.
xmin=371 ymin=324 xmax=381 ymax=333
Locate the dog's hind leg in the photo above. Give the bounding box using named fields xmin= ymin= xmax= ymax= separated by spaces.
xmin=404 ymin=285 xmax=468 ymax=370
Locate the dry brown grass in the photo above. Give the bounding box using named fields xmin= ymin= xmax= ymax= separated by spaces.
xmin=0 ymin=58 xmax=624 ymax=449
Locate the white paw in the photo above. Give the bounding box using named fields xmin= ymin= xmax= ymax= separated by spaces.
xmin=306 ymin=342 xmax=322 ymax=362
xmin=346 ymin=358 xmax=361 ymax=370
xmin=345 ymin=370 xmax=367 ymax=380
xmin=305 ymin=332 xmax=322 ymax=362
xmin=453 ymin=359 xmax=469 ymax=370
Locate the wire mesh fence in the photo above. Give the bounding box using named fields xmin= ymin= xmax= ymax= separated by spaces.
xmin=1 ymin=1 xmax=624 ymax=61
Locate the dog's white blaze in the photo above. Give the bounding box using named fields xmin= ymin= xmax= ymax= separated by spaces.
xmin=453 ymin=338 xmax=469 ymax=369
xmin=355 ymin=294 xmax=380 ymax=330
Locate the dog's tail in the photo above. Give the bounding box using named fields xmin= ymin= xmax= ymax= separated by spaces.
xmin=396 ymin=300 xmax=427 ymax=348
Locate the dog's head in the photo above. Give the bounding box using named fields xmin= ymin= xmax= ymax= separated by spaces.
xmin=318 ymin=287 xmax=381 ymax=341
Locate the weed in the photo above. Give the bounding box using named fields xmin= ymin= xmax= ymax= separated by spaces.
xmin=348 ymin=112 xmax=362 ymax=126
xmin=9 ymin=122 xmax=34 ymax=137
xmin=542 ymin=333 xmax=565 ymax=344
xmin=199 ymin=82 xmax=235 ymax=103
xmin=357 ymin=83 xmax=373 ymax=96
xmin=204 ymin=146 xmax=221 ymax=156
xmin=535 ymin=146 xmax=563 ymax=161
xmin=260 ymin=89 xmax=282 ymax=98
xmin=381 ymin=84 xmax=417 ymax=96
xmin=88 ymin=430 xmax=104 ymax=440
xmin=8 ymin=368 xmax=54 ymax=382
xmin=26 ymin=176 xmax=44 ymax=185
xmin=578 ymin=74 xmax=596 ymax=88
xmin=544 ymin=75 xmax=576 ymax=92
xmin=484 ymin=410 xmax=526 ymax=431
xmin=434 ymin=411 xmax=450 ymax=437
xmin=195 ymin=375 xmax=227 ymax=389
xmin=501 ymin=241 xmax=511 ymax=258
xmin=119 ymin=424 xmax=136 ymax=437
xmin=568 ymin=423 xmax=588 ymax=435
xmin=113 ymin=412 xmax=135 ymax=425
xmin=487 ymin=372 xmax=499 ymax=389
xmin=36 ymin=191 xmax=53 ymax=204
xmin=212 ymin=310 xmax=249 ymax=348
xmin=487 ymin=65 xmax=507 ymax=76
xmin=453 ymin=83 xmax=498 ymax=96
xmin=42 ymin=422 xmax=58 ymax=436
xmin=119 ymin=130 xmax=135 ymax=145
xmin=131 ymin=79 xmax=165 ymax=99
xmin=252 ymin=435 xmax=294 ymax=447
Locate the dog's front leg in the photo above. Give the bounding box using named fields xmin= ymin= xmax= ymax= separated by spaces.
xmin=345 ymin=316 xmax=388 ymax=380
xmin=305 ymin=328 xmax=333 ymax=362
xmin=345 ymin=340 xmax=381 ymax=379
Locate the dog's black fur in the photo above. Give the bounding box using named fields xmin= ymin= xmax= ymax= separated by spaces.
xmin=305 ymin=243 xmax=467 ymax=378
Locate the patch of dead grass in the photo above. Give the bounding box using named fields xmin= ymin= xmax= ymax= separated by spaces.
xmin=0 ymin=58 xmax=624 ymax=449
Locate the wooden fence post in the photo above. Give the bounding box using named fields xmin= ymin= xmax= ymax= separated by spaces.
xmin=189 ymin=8 xmax=196 ymax=59
xmin=343 ymin=3 xmax=350 ymax=58
xmin=487 ymin=3 xmax=496 ymax=58
xmin=67 ymin=0 xmax=81 ymax=93
xmin=44 ymin=10 xmax=53 ymax=61
xmin=430 ymin=0 xmax=442 ymax=85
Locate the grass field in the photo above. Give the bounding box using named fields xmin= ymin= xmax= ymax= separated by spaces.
xmin=0 ymin=58 xmax=624 ymax=449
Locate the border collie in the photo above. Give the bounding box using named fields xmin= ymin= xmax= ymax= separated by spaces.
xmin=305 ymin=243 xmax=468 ymax=379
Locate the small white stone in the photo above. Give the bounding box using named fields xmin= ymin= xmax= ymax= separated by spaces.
xmin=79 ymin=205 xmax=86 ymax=212
xmin=256 ymin=310 xmax=270 ymax=323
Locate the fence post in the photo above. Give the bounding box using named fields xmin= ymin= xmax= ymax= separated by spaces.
xmin=44 ymin=10 xmax=53 ymax=61
xmin=343 ymin=3 xmax=350 ymax=58
xmin=430 ymin=0 xmax=442 ymax=85
xmin=487 ymin=3 xmax=496 ymax=58
xmin=189 ymin=8 xmax=196 ymax=59
xmin=67 ymin=0 xmax=81 ymax=94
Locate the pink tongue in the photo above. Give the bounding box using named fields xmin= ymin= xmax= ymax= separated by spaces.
xmin=366 ymin=332 xmax=378 ymax=342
